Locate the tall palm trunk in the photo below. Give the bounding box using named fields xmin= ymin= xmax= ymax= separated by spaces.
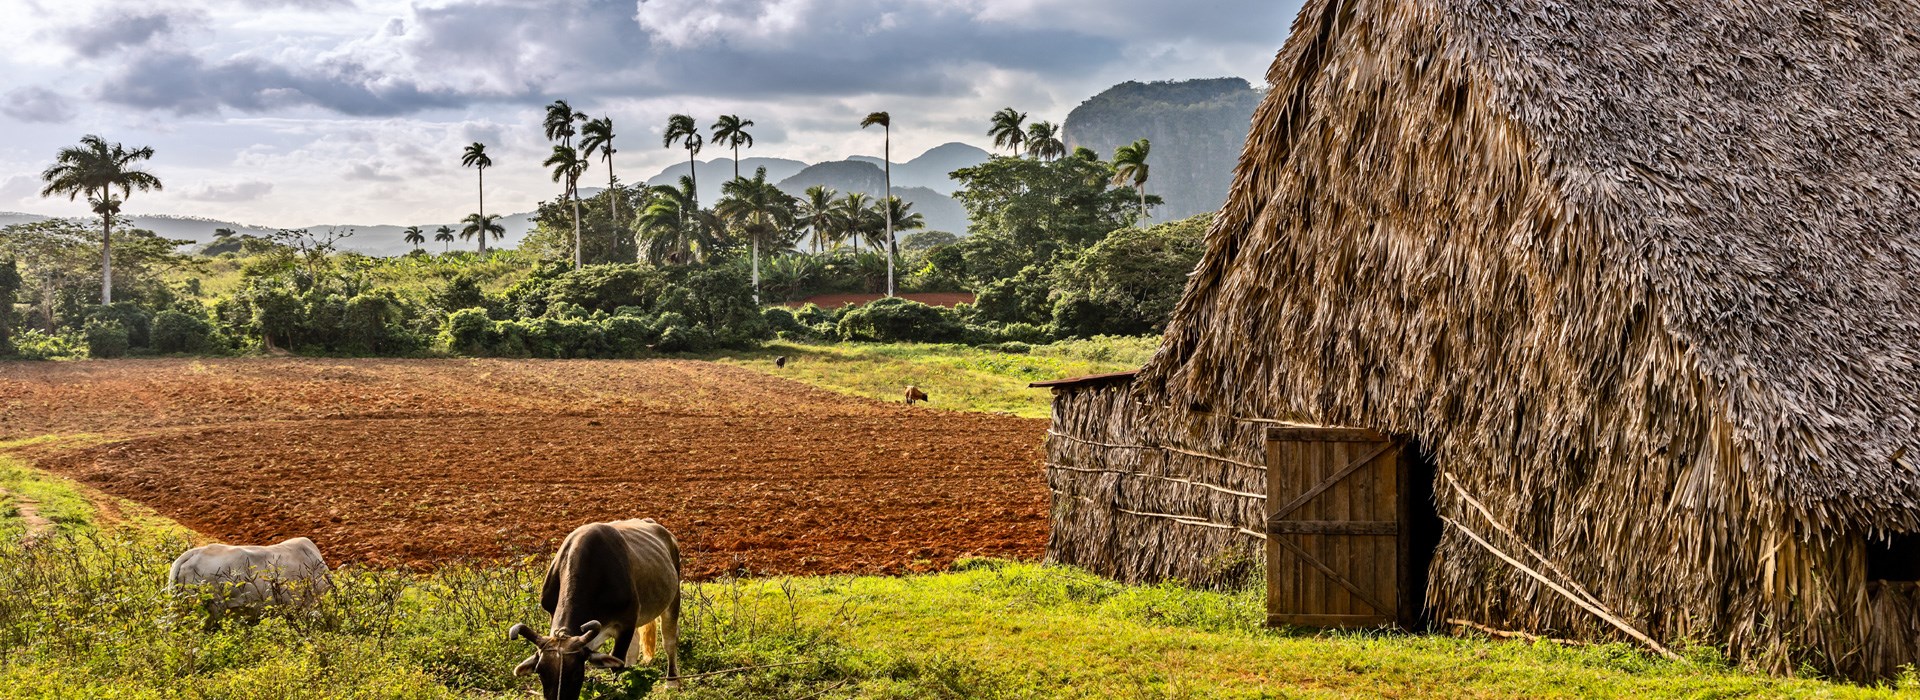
xmin=688 ymin=151 xmax=699 ymax=209
xmin=477 ymin=168 xmax=488 ymax=254
xmin=733 ymin=146 xmax=741 ymax=181
xmin=607 ymin=156 xmax=619 ymax=235
xmin=572 ymin=187 xmax=583 ymax=269
xmin=751 ymin=236 xmax=761 ymax=305
xmin=883 ymin=125 xmax=894 ymax=298
xmin=100 ymin=198 xmax=113 ymax=304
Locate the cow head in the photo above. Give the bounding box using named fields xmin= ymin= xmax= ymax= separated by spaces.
xmin=508 ymin=620 xmax=626 ymax=700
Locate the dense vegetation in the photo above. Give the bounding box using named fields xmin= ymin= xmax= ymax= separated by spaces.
xmin=1 ymin=126 xmax=1206 ymax=361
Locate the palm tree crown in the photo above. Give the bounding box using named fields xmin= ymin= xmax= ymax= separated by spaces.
xmin=988 ymin=108 xmax=1027 ymax=156
xmin=39 ymin=134 xmax=162 ymax=304
xmin=798 ymin=185 xmax=838 ymax=253
xmin=862 ymin=110 xmax=897 ymax=295
xmin=434 ymin=225 xmax=455 ymax=252
xmin=1025 ymin=121 xmax=1066 ymax=160
xmin=460 ymin=213 xmax=505 ymax=247
xmin=710 ymin=115 xmax=754 ymax=180
xmin=1112 ymin=138 xmax=1152 ymax=216
xmin=580 ymin=116 xmax=624 ymax=228
xmin=403 ymin=225 xmax=426 ymax=250
xmin=715 ymin=167 xmax=796 ymax=304
xmin=543 ymin=100 xmax=586 ymax=146
xmin=663 ymin=113 xmax=704 ymax=207
xmin=637 ymin=176 xmax=717 ymax=265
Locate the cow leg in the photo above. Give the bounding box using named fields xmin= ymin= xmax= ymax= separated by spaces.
xmin=663 ymin=592 xmax=681 ymax=687
xmin=612 ymin=624 xmax=637 ymax=666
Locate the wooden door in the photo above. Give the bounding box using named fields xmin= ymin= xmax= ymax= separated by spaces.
xmin=1264 ymin=426 xmax=1414 ymax=628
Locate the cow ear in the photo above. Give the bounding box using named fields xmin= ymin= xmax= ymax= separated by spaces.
xmin=513 ymin=654 xmax=539 ymax=677
xmin=587 ymin=653 xmax=627 ymax=670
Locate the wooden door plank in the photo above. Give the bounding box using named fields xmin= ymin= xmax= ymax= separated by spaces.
xmin=1268 ymin=440 xmax=1397 ymax=522
xmin=1266 ymin=520 xmax=1400 ymax=535
xmin=1271 ymin=533 xmax=1393 ymax=616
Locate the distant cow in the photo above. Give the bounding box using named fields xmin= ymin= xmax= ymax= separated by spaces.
xmin=509 ymin=519 xmax=682 ymax=700
xmin=167 ymin=537 xmax=331 ymax=616
xmin=774 ymin=355 xmax=789 ymax=368
xmin=904 ymin=385 xmax=929 ymax=405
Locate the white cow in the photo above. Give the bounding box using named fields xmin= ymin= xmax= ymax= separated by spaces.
xmin=167 ymin=537 xmax=332 ymax=615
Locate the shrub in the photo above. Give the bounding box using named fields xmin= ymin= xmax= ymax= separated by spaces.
xmin=656 ymin=266 xmax=768 ymax=349
xmin=543 ymin=264 xmax=664 ymax=313
xmin=89 ymin=302 xmax=152 ymax=349
xmin=1050 ymin=214 xmax=1209 ymax=338
xmin=432 ymin=274 xmax=486 ymax=314
xmin=84 ymin=320 xmax=130 ymax=359
xmin=976 ymin=341 xmax=1032 ymax=354
xmin=836 ymin=297 xmax=966 ymax=343
xmin=653 ymin=325 xmax=711 ymax=353
xmin=342 ymin=291 xmax=413 ymax=355
xmin=151 ymin=309 xmax=216 ymax=354
xmin=10 ymin=329 xmax=82 ymax=360
xmin=602 ymin=316 xmax=657 ymax=355
xmin=442 ymin=308 xmax=494 ymax=355
xmin=761 ymin=307 xmax=810 ymax=338
xmin=988 ymin=322 xmax=1054 ymax=344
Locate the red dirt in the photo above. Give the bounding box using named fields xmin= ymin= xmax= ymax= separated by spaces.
xmin=782 ymin=292 xmax=975 ymax=309
xmin=0 ymin=359 xmax=1047 ymax=578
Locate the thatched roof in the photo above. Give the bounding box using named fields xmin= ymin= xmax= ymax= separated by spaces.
xmin=1139 ymin=0 xmax=1920 ymax=532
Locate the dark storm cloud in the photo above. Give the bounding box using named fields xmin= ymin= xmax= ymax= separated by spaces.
xmin=1 ymin=86 xmax=77 ymax=123
xmin=62 ymin=10 xmax=194 ymax=58
xmin=97 ymin=51 xmax=474 ymax=116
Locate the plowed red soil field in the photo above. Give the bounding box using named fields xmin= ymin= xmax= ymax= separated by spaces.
xmin=0 ymin=358 xmax=1048 ymax=578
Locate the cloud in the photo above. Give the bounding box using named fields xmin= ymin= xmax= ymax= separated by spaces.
xmin=97 ymin=50 xmax=470 ymax=116
xmin=62 ymin=10 xmax=196 ymax=58
xmin=239 ymin=0 xmax=357 ymax=9
xmin=1 ymin=86 xmax=76 ymax=123
xmin=345 ymin=162 xmax=404 ymax=182
xmin=183 ymin=180 xmax=274 ymax=202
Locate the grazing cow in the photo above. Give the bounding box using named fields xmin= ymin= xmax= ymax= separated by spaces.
xmin=904 ymin=385 xmax=929 ymax=405
xmin=509 ymin=519 xmax=682 ymax=700
xmin=774 ymin=355 xmax=789 ymax=368
xmin=167 ymin=537 xmax=331 ymax=615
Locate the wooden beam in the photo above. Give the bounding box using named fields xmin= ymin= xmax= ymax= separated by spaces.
xmin=1269 ymin=613 xmax=1393 ymax=628
xmin=1267 ymin=520 xmax=1399 ymax=535
xmin=1266 ymin=426 xmax=1387 ymax=442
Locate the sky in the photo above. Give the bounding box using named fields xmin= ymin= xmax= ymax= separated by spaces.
xmin=0 ymin=0 xmax=1301 ymax=227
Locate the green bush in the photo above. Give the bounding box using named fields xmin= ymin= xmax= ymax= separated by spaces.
xmin=442 ymin=308 xmax=494 ymax=355
xmin=342 ymin=290 xmax=415 ymax=355
xmin=654 ymin=325 xmax=711 ymax=353
xmin=9 ymin=329 xmax=82 ymax=360
xmin=976 ymin=341 xmax=1033 ymax=354
xmin=761 ymin=307 xmax=810 ymax=338
xmin=793 ymin=303 xmax=842 ymax=327
xmin=603 ymin=315 xmax=657 ymax=355
xmin=89 ymin=302 xmax=152 ymax=349
xmin=150 ymin=309 xmax=217 ymax=354
xmin=1050 ymin=214 xmax=1209 ymax=338
xmin=84 ymin=320 xmax=130 ymax=358
xmin=836 ymin=297 xmax=966 ymax=343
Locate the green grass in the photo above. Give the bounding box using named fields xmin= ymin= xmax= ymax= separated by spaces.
xmin=713 ymin=336 xmax=1157 ymax=418
xmin=1 ymin=458 xmax=1910 ymax=699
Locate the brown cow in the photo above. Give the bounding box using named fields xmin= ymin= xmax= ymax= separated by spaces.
xmin=904 ymin=385 xmax=929 ymax=405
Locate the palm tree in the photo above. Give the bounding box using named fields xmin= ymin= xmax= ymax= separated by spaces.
xmin=834 ymin=191 xmax=876 ymax=253
xmin=715 ymin=168 xmax=796 ymax=304
xmin=859 ymin=111 xmax=897 ymax=296
xmin=988 ymin=108 xmax=1027 ymax=156
xmin=1025 ymin=121 xmax=1066 ymax=160
xmin=434 ymin=225 xmax=455 ymax=253
xmin=39 ymin=134 xmax=162 ymax=304
xmin=797 ymin=185 xmax=838 ymax=254
xmin=460 ymin=142 xmax=492 ymax=253
xmin=580 ymin=116 xmax=621 ymax=224
xmin=1112 ymin=139 xmax=1152 ymax=217
xmin=403 ymin=225 xmax=426 ymax=251
xmin=460 ymin=213 xmax=505 ymax=250
xmin=543 ymin=100 xmax=585 ymax=148
xmin=545 ymin=145 xmax=589 ymax=270
xmin=637 ymin=176 xmax=718 ymax=265
xmin=663 ymin=114 xmax=704 ymax=208
xmin=710 ymin=115 xmax=754 ymax=180
xmin=881 ymin=196 xmax=925 ymax=241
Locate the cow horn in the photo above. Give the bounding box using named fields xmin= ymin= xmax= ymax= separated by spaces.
xmin=507 ymin=623 xmax=539 ymax=644
xmin=579 ymin=620 xmax=608 ymax=647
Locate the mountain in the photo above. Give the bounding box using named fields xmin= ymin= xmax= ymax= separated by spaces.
xmin=1063 ymin=78 xmax=1264 ymax=221
xmin=775 ymin=160 xmax=968 ymax=234
xmin=644 ymin=157 xmax=809 ymax=205
xmin=0 ymin=210 xmax=539 ymax=258
xmin=845 ymin=142 xmax=990 ymax=194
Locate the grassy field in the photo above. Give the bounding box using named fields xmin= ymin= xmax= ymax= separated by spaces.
xmin=0 ymin=452 xmax=1912 ymax=699
xmin=713 ymin=336 xmax=1157 ymax=418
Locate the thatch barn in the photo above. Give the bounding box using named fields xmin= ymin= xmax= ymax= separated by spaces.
xmin=1039 ymin=0 xmax=1920 ymax=680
